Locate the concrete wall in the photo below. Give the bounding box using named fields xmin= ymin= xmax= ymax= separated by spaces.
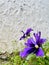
xmin=0 ymin=0 xmax=49 ymax=53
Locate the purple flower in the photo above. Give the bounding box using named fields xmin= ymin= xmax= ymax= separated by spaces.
xmin=20 ymin=32 xmax=46 ymax=58
xmin=20 ymin=28 xmax=33 ymax=40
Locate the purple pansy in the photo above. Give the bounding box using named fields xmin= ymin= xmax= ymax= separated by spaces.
xmin=20 ymin=32 xmax=46 ymax=58
xmin=20 ymin=28 xmax=33 ymax=40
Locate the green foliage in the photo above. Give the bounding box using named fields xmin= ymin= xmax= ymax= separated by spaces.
xmin=10 ymin=55 xmax=22 ymax=65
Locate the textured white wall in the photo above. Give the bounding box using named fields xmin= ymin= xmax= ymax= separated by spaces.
xmin=0 ymin=0 xmax=49 ymax=53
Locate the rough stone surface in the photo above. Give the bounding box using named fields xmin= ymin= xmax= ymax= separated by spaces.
xmin=0 ymin=0 xmax=49 ymax=53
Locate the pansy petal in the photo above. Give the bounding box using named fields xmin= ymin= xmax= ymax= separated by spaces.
xmin=27 ymin=37 xmax=36 ymax=45
xmin=33 ymin=33 xmax=39 ymax=43
xmin=25 ymin=42 xmax=34 ymax=47
xmin=39 ymin=38 xmax=46 ymax=44
xmin=20 ymin=47 xmax=33 ymax=58
xmin=38 ymin=31 xmax=41 ymax=38
xmin=33 ymin=32 xmax=41 ymax=43
xmin=36 ymin=48 xmax=44 ymax=56
xmin=26 ymin=28 xmax=33 ymax=35
xmin=20 ymin=34 xmax=25 ymax=40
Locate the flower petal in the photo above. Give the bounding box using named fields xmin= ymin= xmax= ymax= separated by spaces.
xmin=39 ymin=38 xmax=46 ymax=44
xmin=20 ymin=34 xmax=26 ymax=40
xmin=33 ymin=32 xmax=41 ymax=43
xmin=20 ymin=47 xmax=33 ymax=58
xmin=26 ymin=28 xmax=33 ymax=35
xmin=25 ymin=42 xmax=34 ymax=47
xmin=27 ymin=37 xmax=36 ymax=45
xmin=36 ymin=48 xmax=44 ymax=56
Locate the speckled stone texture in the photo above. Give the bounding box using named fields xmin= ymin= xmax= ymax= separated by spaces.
xmin=0 ymin=0 xmax=49 ymax=53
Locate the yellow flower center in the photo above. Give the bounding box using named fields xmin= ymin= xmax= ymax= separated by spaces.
xmin=35 ymin=45 xmax=39 ymax=49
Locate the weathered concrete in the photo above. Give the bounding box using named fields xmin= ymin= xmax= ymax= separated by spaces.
xmin=0 ymin=0 xmax=49 ymax=53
